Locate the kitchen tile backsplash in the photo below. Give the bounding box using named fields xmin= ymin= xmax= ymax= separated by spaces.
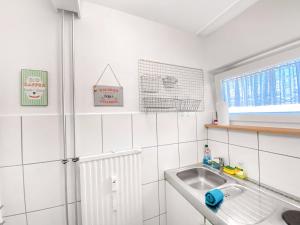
xmin=0 ymin=112 xmax=209 ymax=225
xmin=208 ymin=128 xmax=300 ymax=199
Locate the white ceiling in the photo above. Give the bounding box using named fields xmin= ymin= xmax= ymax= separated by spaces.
xmin=87 ymin=0 xmax=259 ymax=36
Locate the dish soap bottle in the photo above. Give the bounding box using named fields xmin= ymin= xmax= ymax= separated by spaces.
xmin=203 ymin=144 xmax=211 ymax=165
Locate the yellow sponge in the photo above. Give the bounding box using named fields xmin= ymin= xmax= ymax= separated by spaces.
xmin=223 ymin=166 xmax=235 ymax=175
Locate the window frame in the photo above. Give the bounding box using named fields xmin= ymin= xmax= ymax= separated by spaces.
xmin=214 ymin=46 xmax=300 ymax=124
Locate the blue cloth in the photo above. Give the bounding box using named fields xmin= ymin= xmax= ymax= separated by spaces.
xmin=205 ymin=189 xmax=224 ymax=207
xmin=222 ymin=59 xmax=300 ymax=109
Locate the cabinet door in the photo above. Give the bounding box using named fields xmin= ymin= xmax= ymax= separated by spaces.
xmin=166 ymin=182 xmax=205 ymax=225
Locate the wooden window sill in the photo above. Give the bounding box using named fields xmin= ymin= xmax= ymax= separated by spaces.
xmin=205 ymin=124 xmax=300 ymax=136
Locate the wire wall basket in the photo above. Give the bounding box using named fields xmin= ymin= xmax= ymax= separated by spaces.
xmin=139 ymin=59 xmax=204 ymax=112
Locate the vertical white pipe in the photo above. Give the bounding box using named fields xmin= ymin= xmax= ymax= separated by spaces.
xmin=61 ymin=9 xmax=70 ymax=225
xmin=71 ymin=12 xmax=79 ymax=225
xmin=0 ymin=198 xmax=4 ymax=224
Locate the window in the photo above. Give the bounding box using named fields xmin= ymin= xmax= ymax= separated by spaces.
xmin=222 ymin=59 xmax=300 ymax=113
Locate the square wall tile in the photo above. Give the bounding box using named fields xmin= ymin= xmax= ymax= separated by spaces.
xmin=75 ymin=114 xmax=102 ymax=157
xmin=179 ymin=142 xmax=197 ymax=167
xmin=208 ymin=128 xmax=228 ymax=143
xmin=27 ymin=205 xmax=66 ymax=225
xmin=197 ymin=140 xmax=207 ymax=163
xmin=229 ymin=145 xmax=259 ymax=181
xmin=229 ymin=130 xmax=258 ymax=149
xmin=158 ymin=144 xmax=179 ymax=180
xmin=102 ymin=114 xmax=132 ymax=152
xmin=22 ymin=115 xmax=63 ymax=164
xmin=0 ymin=116 xmax=22 ymax=167
xmin=4 ymin=214 xmax=27 ymax=225
xmin=259 ymin=133 xmax=300 ymax=158
xmin=142 ymin=182 xmax=159 ymax=220
xmin=24 ymin=161 xmax=65 ymax=211
xmin=207 ymin=140 xmax=229 ymax=165
xmin=0 ymin=166 xmax=25 ymax=216
xmin=132 ymin=113 xmax=157 ymax=148
xmin=196 ymin=112 xmax=212 ymax=140
xmin=178 ymin=112 xmax=196 ymax=142
xmin=142 ymin=147 xmax=158 ymax=184
xmin=157 ymin=113 xmax=178 ymax=145
xmin=143 ymin=217 xmax=159 ymax=225
xmin=260 ymin=151 xmax=300 ymax=198
xmin=159 ymin=180 xmax=166 ymax=214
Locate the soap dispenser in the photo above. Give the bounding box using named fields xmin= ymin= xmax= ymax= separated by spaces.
xmin=203 ymin=144 xmax=211 ymax=165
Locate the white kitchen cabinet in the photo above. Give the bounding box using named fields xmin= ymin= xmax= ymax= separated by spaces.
xmin=166 ymin=182 xmax=213 ymax=225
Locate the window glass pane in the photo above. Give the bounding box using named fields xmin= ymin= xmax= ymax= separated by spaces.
xmin=222 ymin=59 xmax=300 ymax=113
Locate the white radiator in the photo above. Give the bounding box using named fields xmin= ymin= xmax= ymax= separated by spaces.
xmin=79 ymin=149 xmax=143 ymax=225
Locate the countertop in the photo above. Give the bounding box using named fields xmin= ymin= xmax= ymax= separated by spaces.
xmin=165 ymin=163 xmax=300 ymax=225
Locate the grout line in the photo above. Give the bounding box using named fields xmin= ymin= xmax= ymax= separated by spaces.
xmin=227 ymin=143 xmax=259 ymax=151
xmin=227 ymin=128 xmax=230 ymax=165
xmin=26 ymin=203 xmax=64 ymax=214
xmin=206 ymin=127 xmax=208 ymax=141
xmin=23 ymin=159 xmax=62 ymax=166
xmin=20 ymin=116 xmax=29 ymax=225
xmin=259 ymin=149 xmax=300 ymax=159
xmin=0 ymin=164 xmax=23 ymax=169
xmin=155 ymin=113 xmax=161 ymax=225
xmin=177 ymin=140 xmax=198 ymax=144
xmin=141 ymin=145 xmax=159 ymax=149
xmin=3 ymin=212 xmax=27 ymax=218
xmin=142 ymin=180 xmax=159 ymax=186
xmin=195 ymin=112 xmax=199 ymax=162
xmin=207 ymin=139 xmax=228 ymax=145
xmin=143 ymin=214 xmax=161 ymax=222
xmin=131 ymin=113 xmax=134 ymax=149
xmin=100 ymin=114 xmax=104 ymax=153
xmin=0 ymin=158 xmax=78 ymax=169
xmin=142 ymin=213 xmax=167 ymax=222
xmin=176 ymin=112 xmax=181 ymax=168
xmin=257 ymin=132 xmax=261 ymax=185
xmin=3 ymin=201 xmax=81 ymax=218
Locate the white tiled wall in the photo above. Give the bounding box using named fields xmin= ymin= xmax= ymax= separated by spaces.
xmin=0 ymin=112 xmax=210 ymax=225
xmin=208 ymin=127 xmax=300 ymax=199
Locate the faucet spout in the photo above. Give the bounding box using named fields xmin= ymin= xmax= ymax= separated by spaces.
xmin=214 ymin=157 xmax=224 ymax=172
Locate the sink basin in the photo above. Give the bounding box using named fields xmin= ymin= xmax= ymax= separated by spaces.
xmin=176 ymin=167 xmax=227 ymax=190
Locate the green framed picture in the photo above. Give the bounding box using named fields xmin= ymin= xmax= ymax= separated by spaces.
xmin=21 ymin=69 xmax=48 ymax=106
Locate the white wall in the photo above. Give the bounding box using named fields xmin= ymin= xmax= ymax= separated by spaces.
xmin=0 ymin=1 xmax=214 ymax=225
xmin=74 ymin=2 xmax=213 ymax=113
xmin=0 ymin=0 xmax=61 ymax=115
xmin=203 ymin=0 xmax=300 ymax=70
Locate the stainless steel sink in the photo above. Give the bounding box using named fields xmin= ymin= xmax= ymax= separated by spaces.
xmin=220 ymin=183 xmax=276 ymax=225
xmin=176 ymin=167 xmax=227 ymax=190
xmin=166 ymin=164 xmax=300 ymax=225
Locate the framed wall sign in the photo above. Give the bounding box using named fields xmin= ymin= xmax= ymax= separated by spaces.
xmin=93 ymin=85 xmax=123 ymax=106
xmin=21 ymin=69 xmax=48 ymax=106
xmin=93 ymin=64 xmax=124 ymax=107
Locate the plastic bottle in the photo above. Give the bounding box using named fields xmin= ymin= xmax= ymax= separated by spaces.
xmin=203 ymin=144 xmax=211 ymax=165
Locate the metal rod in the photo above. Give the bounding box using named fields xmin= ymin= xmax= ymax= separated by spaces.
xmin=139 ymin=59 xmax=203 ymax=72
xmin=61 ymin=9 xmax=70 ymax=225
xmin=209 ymin=37 xmax=300 ymax=75
xmin=71 ymin=12 xmax=79 ymax=225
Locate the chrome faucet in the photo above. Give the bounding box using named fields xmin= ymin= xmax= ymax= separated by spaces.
xmin=214 ymin=157 xmax=224 ymax=172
